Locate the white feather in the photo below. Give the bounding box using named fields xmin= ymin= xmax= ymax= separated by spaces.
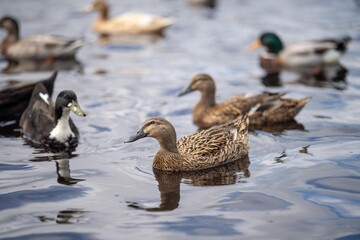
xmin=231 ymin=128 xmax=237 ymax=143
xmin=39 ymin=92 xmax=49 ymax=105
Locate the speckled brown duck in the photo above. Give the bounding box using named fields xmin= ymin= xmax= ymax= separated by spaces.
xmin=84 ymin=0 xmax=173 ymax=36
xmin=178 ymin=73 xmax=310 ymax=129
xmin=125 ymin=116 xmax=249 ymax=172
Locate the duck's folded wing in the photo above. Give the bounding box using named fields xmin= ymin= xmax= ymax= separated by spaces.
xmin=254 ymin=97 xmax=309 ymax=123
xmin=7 ymin=35 xmax=84 ymax=59
xmin=178 ymin=122 xmax=241 ymax=159
xmin=22 ymin=100 xmax=55 ymax=142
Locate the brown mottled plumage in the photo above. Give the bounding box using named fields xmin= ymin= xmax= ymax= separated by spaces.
xmin=178 ymin=73 xmax=310 ymax=129
xmin=125 ymin=116 xmax=249 ymax=172
xmin=249 ymin=96 xmax=310 ymax=126
xmin=84 ymin=0 xmax=173 ymax=36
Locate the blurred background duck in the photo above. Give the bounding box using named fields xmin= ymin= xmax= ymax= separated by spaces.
xmin=20 ymin=83 xmax=86 ymax=152
xmin=187 ymin=0 xmax=217 ymax=9
xmin=247 ymin=32 xmax=351 ymax=74
xmin=178 ymin=73 xmax=310 ymax=129
xmin=83 ymin=0 xmax=173 ymax=36
xmin=0 ymin=16 xmax=84 ymax=72
xmin=0 ymin=71 xmax=57 ymax=121
xmin=125 ymin=116 xmax=249 ymax=171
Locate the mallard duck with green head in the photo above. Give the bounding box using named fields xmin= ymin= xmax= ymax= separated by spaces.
xmin=247 ymin=32 xmax=351 ymax=74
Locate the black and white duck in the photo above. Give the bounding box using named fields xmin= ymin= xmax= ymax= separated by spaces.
xmin=20 ymin=83 xmax=86 ymax=152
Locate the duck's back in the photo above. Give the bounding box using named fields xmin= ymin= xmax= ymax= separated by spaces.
xmin=6 ymin=35 xmax=83 ymax=60
xmin=177 ymin=115 xmax=249 ymax=171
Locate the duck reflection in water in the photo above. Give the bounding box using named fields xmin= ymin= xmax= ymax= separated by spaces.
xmin=260 ymin=58 xmax=348 ymax=90
xmin=37 ymin=208 xmax=87 ymax=224
xmin=127 ymin=155 xmax=250 ymax=212
xmin=29 ymin=152 xmax=85 ymax=186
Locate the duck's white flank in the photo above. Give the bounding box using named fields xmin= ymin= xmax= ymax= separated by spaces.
xmin=49 ymin=109 xmax=74 ymax=142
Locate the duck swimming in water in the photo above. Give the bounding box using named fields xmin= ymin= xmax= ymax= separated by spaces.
xmin=20 ymin=83 xmax=86 ymax=152
xmin=247 ymin=32 xmax=351 ymax=74
xmin=125 ymin=116 xmax=249 ymax=172
xmin=83 ymin=0 xmax=173 ymax=36
xmin=0 ymin=16 xmax=84 ymax=71
xmin=178 ymin=73 xmax=309 ymax=129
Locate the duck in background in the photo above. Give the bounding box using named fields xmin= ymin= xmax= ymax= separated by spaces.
xmin=0 ymin=16 xmax=84 ymax=73
xmin=178 ymin=73 xmax=310 ymax=130
xmin=0 ymin=71 xmax=57 ymax=122
xmin=83 ymin=0 xmax=173 ymax=37
xmin=247 ymin=32 xmax=351 ymax=82
xmin=125 ymin=116 xmax=249 ymax=172
xmin=20 ymin=83 xmax=86 ymax=152
xmin=187 ymin=0 xmax=217 ymax=9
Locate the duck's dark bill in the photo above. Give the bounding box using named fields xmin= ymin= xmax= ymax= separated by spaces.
xmin=125 ymin=129 xmax=147 ymax=143
xmin=177 ymin=86 xmax=193 ymax=97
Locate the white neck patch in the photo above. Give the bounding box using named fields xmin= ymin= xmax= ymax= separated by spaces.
xmin=49 ymin=109 xmax=74 ymax=142
xmin=39 ymin=92 xmax=50 ymax=105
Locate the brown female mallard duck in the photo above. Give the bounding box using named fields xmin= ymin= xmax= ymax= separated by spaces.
xmin=125 ymin=116 xmax=249 ymax=172
xmin=247 ymin=32 xmax=351 ymax=74
xmin=0 ymin=16 xmax=84 ymax=71
xmin=20 ymin=83 xmax=86 ymax=152
xmin=178 ymin=73 xmax=310 ymax=129
xmin=84 ymin=0 xmax=173 ymax=36
xmin=0 ymin=71 xmax=57 ymax=121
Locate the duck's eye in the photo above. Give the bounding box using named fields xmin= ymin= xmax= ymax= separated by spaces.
xmin=67 ymin=102 xmax=72 ymax=108
xmin=148 ymin=120 xmax=156 ymax=125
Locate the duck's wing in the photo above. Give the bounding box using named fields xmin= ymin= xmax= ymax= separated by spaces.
xmin=251 ymin=97 xmax=310 ymax=124
xmin=6 ymin=35 xmax=84 ymax=60
xmin=209 ymin=92 xmax=284 ymax=123
xmin=20 ymin=83 xmax=55 ymax=142
xmin=282 ymin=37 xmax=351 ymax=67
xmin=178 ymin=115 xmax=249 ymax=168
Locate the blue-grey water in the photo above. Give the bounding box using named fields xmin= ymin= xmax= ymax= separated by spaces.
xmin=0 ymin=0 xmax=360 ymax=239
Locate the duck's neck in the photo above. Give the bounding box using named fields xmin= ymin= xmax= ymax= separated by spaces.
xmin=50 ymin=109 xmax=74 ymax=142
xmin=1 ymin=27 xmax=19 ymax=55
xmin=194 ymin=85 xmax=216 ymax=113
xmin=98 ymin=6 xmax=109 ymax=20
xmin=152 ymin=130 xmax=183 ymax=171
xmin=157 ymin=131 xmax=179 ymax=154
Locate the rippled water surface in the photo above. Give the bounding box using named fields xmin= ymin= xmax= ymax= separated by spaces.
xmin=1 ymin=0 xmax=360 ymax=239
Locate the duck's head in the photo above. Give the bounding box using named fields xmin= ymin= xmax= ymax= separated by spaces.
xmin=0 ymin=16 xmax=19 ymax=34
xmin=83 ymin=0 xmax=108 ymax=13
xmin=178 ymin=73 xmax=216 ymax=96
xmin=55 ymin=90 xmax=86 ymax=120
xmin=247 ymin=32 xmax=284 ymax=54
xmin=125 ymin=117 xmax=177 ymax=145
